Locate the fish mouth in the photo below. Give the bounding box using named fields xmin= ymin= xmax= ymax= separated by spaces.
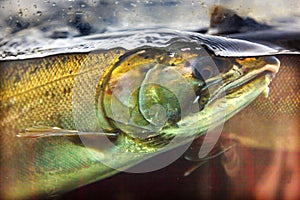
xmin=205 ymin=56 xmax=280 ymax=105
xmin=162 ymin=56 xmax=280 ymax=139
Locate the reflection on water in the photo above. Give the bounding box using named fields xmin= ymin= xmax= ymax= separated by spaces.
xmin=221 ymin=145 xmax=299 ymax=199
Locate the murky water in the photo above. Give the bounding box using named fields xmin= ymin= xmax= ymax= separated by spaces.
xmin=0 ymin=1 xmax=299 ymax=199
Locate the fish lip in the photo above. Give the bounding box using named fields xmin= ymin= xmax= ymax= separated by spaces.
xmin=206 ymin=56 xmax=280 ymax=104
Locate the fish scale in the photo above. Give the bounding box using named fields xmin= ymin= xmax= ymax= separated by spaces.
xmin=0 ymin=50 xmax=125 ymax=199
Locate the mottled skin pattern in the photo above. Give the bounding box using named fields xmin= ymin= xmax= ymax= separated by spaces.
xmin=0 ymin=48 xmax=203 ymax=199
xmin=0 ymin=50 xmax=126 ymax=199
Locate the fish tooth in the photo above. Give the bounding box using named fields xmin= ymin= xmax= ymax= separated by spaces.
xmin=263 ymin=86 xmax=270 ymax=98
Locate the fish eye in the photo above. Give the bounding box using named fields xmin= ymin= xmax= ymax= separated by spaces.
xmin=199 ymin=66 xmax=214 ymax=79
xmin=191 ymin=57 xmax=216 ymax=80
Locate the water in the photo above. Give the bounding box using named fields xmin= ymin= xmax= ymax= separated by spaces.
xmin=0 ymin=1 xmax=299 ymax=199
xmin=1 ymin=0 xmax=299 ymax=60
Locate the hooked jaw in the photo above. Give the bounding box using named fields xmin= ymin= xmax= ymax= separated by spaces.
xmin=204 ymin=56 xmax=280 ymax=105
xmin=257 ymin=56 xmax=280 ymax=97
xmin=228 ymin=55 xmax=280 ymax=92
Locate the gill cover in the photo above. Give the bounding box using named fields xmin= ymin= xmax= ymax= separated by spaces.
xmin=98 ymin=42 xmax=222 ymax=139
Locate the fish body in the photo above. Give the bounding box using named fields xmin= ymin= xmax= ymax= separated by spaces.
xmin=0 ymin=52 xmax=125 ymax=198
xmin=0 ymin=30 xmax=280 ymax=199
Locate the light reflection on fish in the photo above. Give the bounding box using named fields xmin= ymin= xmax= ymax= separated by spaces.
xmin=0 ymin=30 xmax=280 ymax=199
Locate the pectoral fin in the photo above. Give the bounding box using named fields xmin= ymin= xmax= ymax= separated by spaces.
xmin=17 ymin=126 xmax=118 ymax=139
